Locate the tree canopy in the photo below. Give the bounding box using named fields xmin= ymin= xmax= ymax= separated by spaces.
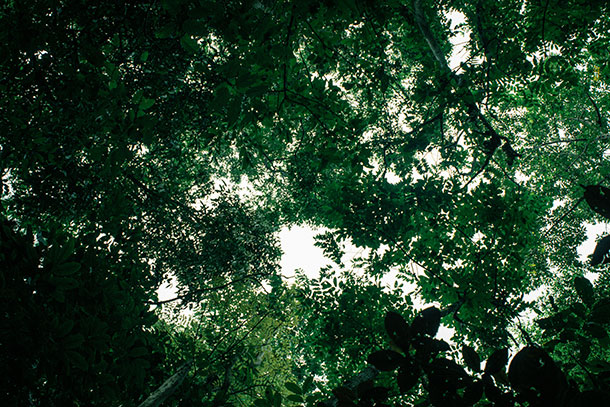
xmin=2 ymin=0 xmax=610 ymax=406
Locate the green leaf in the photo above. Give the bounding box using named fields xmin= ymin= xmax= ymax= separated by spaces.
xmin=286 ymin=394 xmax=303 ymax=403
xmin=285 ymin=381 xmax=302 ymax=395
xmin=139 ymin=98 xmax=155 ymax=111
xmin=584 ymin=322 xmax=608 ymax=339
xmin=302 ymin=376 xmax=314 ymax=393
xmin=55 ymin=262 xmax=81 ymax=276
xmin=180 ymin=34 xmax=199 ymax=54
xmin=53 ymin=276 xmax=79 ymax=290
xmin=140 ymin=51 xmax=149 ymax=62
xmin=574 ymin=276 xmax=595 ymax=306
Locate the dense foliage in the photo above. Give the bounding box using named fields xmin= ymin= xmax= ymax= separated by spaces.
xmin=1 ymin=0 xmax=610 ymax=406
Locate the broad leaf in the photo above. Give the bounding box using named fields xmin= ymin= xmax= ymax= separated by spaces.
xmin=574 ymin=276 xmax=595 ymax=306
xmin=590 ymin=299 xmax=610 ymax=324
xmin=411 ymin=307 xmax=441 ymax=337
xmin=461 ymin=345 xmax=481 ymax=373
xmin=508 ymin=347 xmax=566 ymax=405
xmin=584 ymin=185 xmax=610 ymax=220
xmin=384 ymin=311 xmax=410 ymax=351
xmin=285 ymin=382 xmax=302 ymax=395
xmin=367 ymin=350 xmax=404 ymax=371
xmin=484 ymin=348 xmax=508 ymax=375
xmin=591 ymin=235 xmax=610 ymax=266
xmin=397 ymin=359 xmax=421 ymax=393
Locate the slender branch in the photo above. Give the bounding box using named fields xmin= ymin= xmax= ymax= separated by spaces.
xmin=149 ymin=272 xmax=270 ymax=305
xmin=279 ymin=8 xmax=295 ymax=110
xmin=412 ymin=0 xmax=450 ymax=73
xmin=585 ymin=89 xmax=605 ymax=130
xmin=543 ymin=196 xmax=585 ymax=238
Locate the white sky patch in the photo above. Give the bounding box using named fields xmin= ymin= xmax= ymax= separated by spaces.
xmin=279 ymin=225 xmax=331 ymax=279
xmin=578 ymin=221 xmax=608 ymax=271
xmin=447 ymin=11 xmax=471 ymax=73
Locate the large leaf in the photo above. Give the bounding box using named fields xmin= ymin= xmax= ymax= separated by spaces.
xmin=591 ymin=235 xmax=610 ymax=266
xmin=397 ymin=359 xmax=421 ymax=393
xmin=285 ymin=382 xmax=302 ymax=395
xmin=484 ymin=348 xmax=508 ymax=375
xmin=411 ymin=307 xmax=441 ymax=337
xmin=384 ymin=311 xmax=410 ymax=351
xmin=367 ymin=350 xmax=404 ymax=371
xmin=574 ymin=276 xmax=595 ymax=306
xmin=508 ymin=347 xmax=566 ymax=405
xmin=590 ymin=298 xmax=610 ymax=324
xmin=461 ymin=345 xmax=481 ymax=373
xmin=462 ymin=380 xmax=484 ymax=405
xmin=584 ymin=185 xmax=610 ymax=220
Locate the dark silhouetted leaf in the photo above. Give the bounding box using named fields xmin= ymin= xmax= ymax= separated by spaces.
xmin=584 ymin=185 xmax=610 ymax=220
xmin=484 ymin=348 xmax=508 ymax=375
xmin=571 ymin=390 xmax=610 ymax=406
xmin=508 ymin=346 xmax=566 ymax=405
xmin=462 ymin=345 xmax=480 ymax=372
xmin=590 ymin=299 xmax=610 ymax=324
xmin=333 ymin=386 xmax=356 ymax=405
xmin=428 ymin=358 xmax=470 ymax=406
xmin=411 ymin=307 xmax=441 ymax=337
xmin=591 ymin=235 xmax=610 ymax=266
xmin=397 ymin=358 xmax=421 ymax=393
xmin=367 ymin=350 xmax=403 ymax=371
xmin=483 ymin=377 xmax=503 ymax=404
xmin=385 ymin=311 xmax=410 ymax=351
xmin=536 ymin=315 xmax=558 ymax=330
xmin=361 ymin=387 xmax=389 ymax=402
xmin=574 ymin=276 xmax=595 ymax=306
xmin=462 ymin=380 xmax=483 ymax=405
xmin=356 ymin=379 xmax=373 ymax=397
xmin=502 ymin=142 xmax=519 ymax=167
xmin=413 ymin=336 xmax=448 ymax=362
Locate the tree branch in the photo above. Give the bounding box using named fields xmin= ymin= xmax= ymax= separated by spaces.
xmin=412 ymin=0 xmax=450 ymax=74
xmin=137 ymin=360 xmax=193 ymax=407
xmin=149 ymin=272 xmax=270 ymax=305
